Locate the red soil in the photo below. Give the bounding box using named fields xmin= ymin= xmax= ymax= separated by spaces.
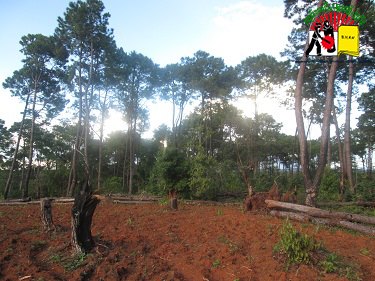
xmin=0 ymin=202 xmax=375 ymax=281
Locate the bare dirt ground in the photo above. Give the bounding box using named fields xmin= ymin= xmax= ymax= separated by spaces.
xmin=1 ymin=201 xmax=375 ymax=281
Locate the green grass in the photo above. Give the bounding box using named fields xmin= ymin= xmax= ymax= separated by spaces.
xmin=48 ymin=252 xmax=88 ymax=272
xmin=30 ymin=240 xmax=47 ymax=251
xmin=273 ymin=220 xmax=362 ymax=280
xmin=360 ymin=248 xmax=370 ymax=256
xmin=63 ymin=253 xmax=88 ymax=271
xmin=216 ymin=208 xmax=224 ymax=216
xmin=212 ymin=259 xmax=221 ymax=268
xmin=218 ymin=235 xmax=240 ymax=253
xmin=158 ymin=197 xmax=169 ymax=206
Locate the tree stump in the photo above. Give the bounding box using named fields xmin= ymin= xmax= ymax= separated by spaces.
xmin=169 ymin=190 xmax=178 ymax=210
xmin=71 ymin=188 xmax=101 ymax=254
xmin=40 ymin=198 xmax=54 ymax=232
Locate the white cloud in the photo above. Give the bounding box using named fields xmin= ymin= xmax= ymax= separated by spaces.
xmin=203 ymin=1 xmax=293 ymax=65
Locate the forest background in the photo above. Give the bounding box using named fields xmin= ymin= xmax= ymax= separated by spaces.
xmin=0 ymin=0 xmax=374 ymax=206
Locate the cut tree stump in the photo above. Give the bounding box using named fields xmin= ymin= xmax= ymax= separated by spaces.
xmin=169 ymin=190 xmax=178 ymax=210
xmin=40 ymin=198 xmax=55 ymax=232
xmin=71 ymin=189 xmax=101 ymax=254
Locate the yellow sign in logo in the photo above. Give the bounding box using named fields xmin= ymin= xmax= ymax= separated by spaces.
xmin=338 ymin=25 xmax=359 ymax=56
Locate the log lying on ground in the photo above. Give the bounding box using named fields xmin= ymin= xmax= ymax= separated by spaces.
xmin=265 ymin=200 xmax=375 ymax=226
xmin=40 ymin=198 xmax=55 ymax=232
xmin=107 ymin=194 xmax=162 ymax=202
xmin=271 ymin=210 xmax=375 ymax=235
xmin=71 ymin=190 xmax=101 ymax=254
xmin=0 ymin=197 xmax=74 ymax=206
xmin=112 ymin=200 xmax=155 ymax=204
xmin=53 ymin=197 xmax=75 ymax=203
xmin=318 ymin=201 xmax=375 ymax=208
xmin=269 ymin=210 xmax=311 ymax=222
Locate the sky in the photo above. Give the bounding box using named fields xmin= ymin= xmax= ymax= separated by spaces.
xmin=0 ymin=0 xmax=297 ymax=138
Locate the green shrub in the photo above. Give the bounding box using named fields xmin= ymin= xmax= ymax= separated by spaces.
xmin=102 ymin=176 xmax=123 ymax=194
xmin=318 ymin=168 xmax=340 ymax=201
xmin=273 ymin=220 xmax=321 ymax=268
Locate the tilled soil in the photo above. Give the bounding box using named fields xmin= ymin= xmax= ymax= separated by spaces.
xmin=0 ymin=202 xmax=375 ymax=281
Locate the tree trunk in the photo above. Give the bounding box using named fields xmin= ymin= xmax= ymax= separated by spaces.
xmin=332 ymin=106 xmax=345 ymax=198
xmin=344 ymin=60 xmax=355 ymax=192
xmin=83 ymin=40 xmax=94 ymax=184
xmin=71 ymin=182 xmax=100 ymax=254
xmin=311 ymin=58 xmax=338 ymax=203
xmin=269 ymin=210 xmax=375 ymax=235
xmin=265 ymin=200 xmax=375 ymax=225
xmin=24 ymin=80 xmax=39 ymax=198
xmin=128 ymin=122 xmax=134 ymax=195
xmin=295 ymin=35 xmax=315 ymax=206
xmin=4 ymin=92 xmax=31 ymax=199
xmin=169 ymin=190 xmax=178 ymax=210
xmin=40 ymin=198 xmax=54 ymax=232
xmin=67 ymin=49 xmax=83 ymax=197
xmin=97 ymin=90 xmax=108 ymax=191
xmin=368 ymin=145 xmax=373 ymax=177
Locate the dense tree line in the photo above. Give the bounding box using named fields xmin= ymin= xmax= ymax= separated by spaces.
xmin=0 ymin=0 xmax=374 ymax=205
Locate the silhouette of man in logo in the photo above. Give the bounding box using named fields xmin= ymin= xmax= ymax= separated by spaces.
xmin=305 ymin=22 xmax=322 ymax=56
xmin=306 ymin=21 xmax=336 ymax=57
xmin=322 ymin=20 xmax=336 ymax=53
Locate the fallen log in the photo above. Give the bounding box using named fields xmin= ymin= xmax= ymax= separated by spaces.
xmin=313 ymin=218 xmax=375 ymax=235
xmin=52 ymin=197 xmax=75 ymax=203
xmin=269 ymin=210 xmax=310 ymax=222
xmin=318 ymin=201 xmax=375 ymax=208
xmin=265 ymin=200 xmax=375 ymax=226
xmin=6 ymin=197 xmax=31 ymax=202
xmin=269 ymin=210 xmax=375 ymax=235
xmin=107 ymin=195 xmax=162 ymax=201
xmin=0 ymin=200 xmax=40 ymax=206
xmin=112 ymin=200 xmax=155 ymax=204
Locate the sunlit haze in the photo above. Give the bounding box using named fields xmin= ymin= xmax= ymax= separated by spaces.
xmin=0 ymin=0 xmax=296 ymax=138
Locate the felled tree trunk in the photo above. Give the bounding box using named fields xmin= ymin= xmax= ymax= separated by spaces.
xmin=40 ymin=198 xmax=54 ymax=232
xmin=270 ymin=210 xmax=375 ymax=235
xmin=265 ymin=200 xmax=375 ymax=225
xmin=71 ymin=188 xmax=101 ymax=254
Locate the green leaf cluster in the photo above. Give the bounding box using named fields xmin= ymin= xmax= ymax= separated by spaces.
xmin=273 ymin=220 xmax=321 ymax=268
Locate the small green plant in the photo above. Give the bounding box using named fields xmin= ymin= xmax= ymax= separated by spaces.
xmin=30 ymin=240 xmax=47 ymax=251
xmin=126 ymin=217 xmax=134 ymax=225
xmin=49 ymin=253 xmax=63 ymax=263
xmin=320 ymin=253 xmax=339 ymax=273
xmin=360 ymin=248 xmax=370 ymax=256
xmin=158 ymin=197 xmax=169 ymax=206
xmin=217 ymin=235 xmax=240 ymax=253
xmin=273 ymin=219 xmax=320 ymax=268
xmin=64 ymin=253 xmax=87 ymax=271
xmin=216 ymin=208 xmax=224 ymax=216
xmin=212 ymin=259 xmax=221 ymax=268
